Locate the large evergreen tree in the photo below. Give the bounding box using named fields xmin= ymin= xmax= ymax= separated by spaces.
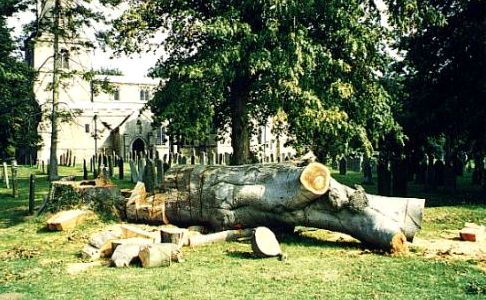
xmin=0 ymin=1 xmax=39 ymax=161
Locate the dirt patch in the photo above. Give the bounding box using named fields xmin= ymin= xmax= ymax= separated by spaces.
xmin=410 ymin=230 xmax=486 ymax=269
xmin=0 ymin=293 xmax=26 ymax=300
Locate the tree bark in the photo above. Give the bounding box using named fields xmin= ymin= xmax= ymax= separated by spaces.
xmin=48 ymin=0 xmax=61 ymax=181
xmin=229 ymin=77 xmax=250 ymax=165
xmin=129 ymin=162 xmax=424 ymax=252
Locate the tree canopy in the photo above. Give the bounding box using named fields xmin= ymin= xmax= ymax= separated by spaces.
xmin=106 ymin=0 xmax=432 ymax=164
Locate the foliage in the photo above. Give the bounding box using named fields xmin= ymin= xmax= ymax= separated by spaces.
xmin=0 ymin=3 xmax=40 ymax=160
xmin=103 ymin=0 xmax=438 ymax=164
xmin=400 ymin=0 xmax=486 ymax=158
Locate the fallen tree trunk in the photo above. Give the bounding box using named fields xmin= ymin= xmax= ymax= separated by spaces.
xmin=127 ymin=162 xmax=424 ymax=252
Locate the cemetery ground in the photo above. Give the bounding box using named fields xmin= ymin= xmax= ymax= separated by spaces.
xmin=0 ymin=165 xmax=485 ymax=299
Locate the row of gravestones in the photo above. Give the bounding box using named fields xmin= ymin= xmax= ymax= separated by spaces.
xmin=376 ymin=157 xmax=463 ymax=197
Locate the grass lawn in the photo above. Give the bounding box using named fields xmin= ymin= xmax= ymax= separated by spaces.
xmin=0 ymin=164 xmax=485 ymax=299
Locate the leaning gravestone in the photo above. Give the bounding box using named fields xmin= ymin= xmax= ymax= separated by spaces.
xmin=129 ymin=160 xmax=139 ymax=183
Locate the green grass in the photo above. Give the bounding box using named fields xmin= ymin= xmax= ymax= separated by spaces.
xmin=0 ymin=165 xmax=485 ymax=299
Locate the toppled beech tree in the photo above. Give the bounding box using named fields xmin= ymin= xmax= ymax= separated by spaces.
xmin=126 ymin=162 xmax=425 ymax=252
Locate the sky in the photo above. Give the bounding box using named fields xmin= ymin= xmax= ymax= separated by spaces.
xmin=7 ymin=0 xmax=391 ymax=77
xmin=6 ymin=3 xmax=159 ymax=78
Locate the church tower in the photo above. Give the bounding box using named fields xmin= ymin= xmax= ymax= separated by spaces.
xmin=28 ymin=0 xmax=165 ymax=163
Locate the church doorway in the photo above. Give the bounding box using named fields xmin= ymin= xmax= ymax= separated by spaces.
xmin=132 ymin=138 xmax=145 ymax=158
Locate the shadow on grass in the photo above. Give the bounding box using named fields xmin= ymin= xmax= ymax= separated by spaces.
xmin=0 ymin=207 xmax=30 ymax=228
xmin=280 ymin=233 xmax=362 ymax=250
xmin=225 ymin=250 xmax=260 ymax=259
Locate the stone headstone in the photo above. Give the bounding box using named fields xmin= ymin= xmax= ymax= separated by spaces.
xmin=143 ymin=159 xmax=156 ymax=194
xmin=362 ymin=158 xmax=373 ymax=185
xmin=433 ymin=159 xmax=445 ymax=186
xmin=129 ymin=160 xmax=139 ymax=183
xmin=339 ymin=157 xmax=347 ymax=175
xmin=118 ymin=158 xmax=124 ymax=180
xmin=138 ymin=158 xmax=146 ymax=181
xmin=156 ymin=159 xmax=164 ymax=188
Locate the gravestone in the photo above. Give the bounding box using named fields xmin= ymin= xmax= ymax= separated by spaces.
xmin=138 ymin=158 xmax=146 ymax=181
xmin=118 ymin=158 xmax=124 ymax=180
xmin=362 ymin=157 xmax=373 ymax=185
xmin=143 ymin=159 xmax=156 ymax=194
xmin=83 ymin=159 xmax=88 ymax=180
xmin=129 ymin=160 xmax=139 ymax=183
xmin=156 ymin=159 xmax=164 ymax=189
xmin=433 ymin=159 xmax=445 ymax=186
xmin=339 ymin=157 xmax=347 ymax=175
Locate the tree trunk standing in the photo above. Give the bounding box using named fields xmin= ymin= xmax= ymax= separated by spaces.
xmin=48 ymin=0 xmax=61 ymax=181
xmin=391 ymin=158 xmax=408 ymax=197
xmin=229 ymin=78 xmax=251 ymax=165
xmin=377 ymin=160 xmax=391 ymax=196
xmin=144 ymin=163 xmax=424 ymax=252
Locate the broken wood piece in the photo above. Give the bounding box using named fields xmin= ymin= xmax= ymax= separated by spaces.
xmin=251 ymin=227 xmax=282 ymax=257
xmin=111 ymin=244 xmax=142 ymax=267
xmin=88 ymin=230 xmax=122 ymax=257
xmin=81 ymin=244 xmax=101 ymax=261
xmin=111 ymin=238 xmax=154 ymax=251
xmin=460 ymin=223 xmax=485 ymax=242
xmin=139 ymin=243 xmax=183 ymax=268
xmin=47 ymin=209 xmax=93 ymax=231
xmin=120 ymin=224 xmax=158 ymax=242
xmin=160 ymin=227 xmax=188 ymax=248
xmin=188 ymin=229 xmax=254 ymax=247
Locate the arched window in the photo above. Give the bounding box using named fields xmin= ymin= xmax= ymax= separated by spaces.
xmin=60 ymin=49 xmax=69 ymax=69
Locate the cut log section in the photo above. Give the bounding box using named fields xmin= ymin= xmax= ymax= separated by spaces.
xmin=188 ymin=229 xmax=254 ymax=247
xmin=111 ymin=238 xmax=154 ymax=251
xmin=139 ymin=243 xmax=183 ymax=268
xmin=88 ymin=230 xmax=122 ymax=258
xmin=111 ymin=244 xmax=142 ymax=268
xmin=47 ymin=209 xmax=93 ymax=231
xmin=251 ymin=227 xmax=282 ymax=257
xmin=81 ymin=244 xmax=101 ymax=261
xmin=120 ymin=224 xmax=158 ymax=242
xmin=125 ymin=163 xmax=425 ymax=252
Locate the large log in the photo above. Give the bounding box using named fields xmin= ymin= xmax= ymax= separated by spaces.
xmin=127 ymin=162 xmax=424 ymax=252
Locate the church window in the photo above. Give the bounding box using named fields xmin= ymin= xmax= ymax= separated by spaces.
xmin=155 ymin=126 xmax=167 ymax=145
xmin=60 ymin=49 xmax=69 ymax=69
xmin=140 ymin=88 xmax=150 ymax=101
xmin=113 ymin=87 xmax=120 ymax=101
